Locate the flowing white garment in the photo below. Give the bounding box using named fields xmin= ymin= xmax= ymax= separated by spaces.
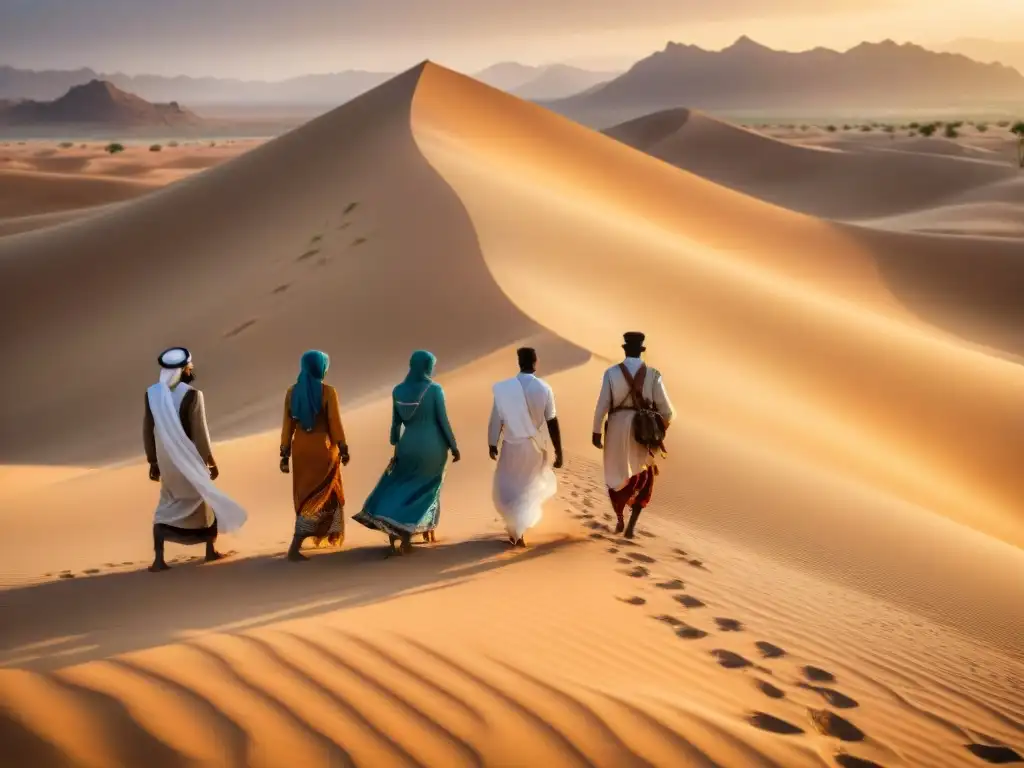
xmin=491 ymin=377 xmax=556 ymax=539
xmin=147 ymin=380 xmax=248 ymax=533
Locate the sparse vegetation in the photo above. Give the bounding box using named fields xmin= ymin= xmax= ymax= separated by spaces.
xmin=826 ymin=125 xmax=837 ymax=132
xmin=976 ymin=123 xmax=989 ymax=132
xmin=800 ymin=124 xmax=809 ymax=131
xmin=918 ymin=123 xmax=938 ymax=137
xmin=149 ymin=144 xmax=162 ymax=152
xmin=909 ymin=122 xmax=921 ymax=129
xmin=997 ymin=120 xmax=1010 ymax=128
xmin=860 ymin=125 xmax=873 ymax=132
xmin=1012 ymin=121 xmax=1024 ymax=168
xmin=58 ymin=141 xmax=74 ymax=149
xmin=883 ymin=124 xmax=896 ymax=138
xmin=105 ymin=142 xmax=125 ymax=154
xmin=842 ymin=124 xmax=851 ymax=130
xmin=944 ymin=121 xmax=962 ymax=138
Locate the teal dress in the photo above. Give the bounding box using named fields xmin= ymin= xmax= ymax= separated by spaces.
xmin=354 ymin=351 xmax=458 ymax=542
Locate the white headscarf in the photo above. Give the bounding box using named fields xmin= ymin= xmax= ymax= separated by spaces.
xmin=147 ymin=347 xmax=247 ymax=533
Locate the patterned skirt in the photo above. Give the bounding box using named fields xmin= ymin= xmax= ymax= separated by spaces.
xmin=293 ymin=456 xmax=345 ymax=548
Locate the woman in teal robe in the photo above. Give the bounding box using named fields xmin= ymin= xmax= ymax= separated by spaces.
xmin=354 ymin=350 xmax=460 ymax=553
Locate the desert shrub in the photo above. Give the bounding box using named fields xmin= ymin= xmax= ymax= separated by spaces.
xmin=842 ymin=124 xmax=851 ymax=130
xmin=826 ymin=125 xmax=837 ymax=132
xmin=800 ymin=124 xmax=809 ymax=131
xmin=976 ymin=123 xmax=989 ymax=132
xmin=918 ymin=123 xmax=938 ymax=137
xmin=58 ymin=141 xmax=74 ymax=148
xmin=996 ymin=120 xmax=1010 ymax=127
xmin=149 ymin=144 xmax=162 ymax=152
xmin=860 ymin=125 xmax=873 ymax=132
xmin=1012 ymin=121 xmax=1024 ymax=167
xmin=944 ymin=123 xmax=959 ymax=138
xmin=909 ymin=121 xmax=920 ymax=129
xmin=105 ymin=142 xmax=125 ymax=154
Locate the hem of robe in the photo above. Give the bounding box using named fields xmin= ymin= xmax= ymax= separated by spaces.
xmin=608 ymin=466 xmax=656 ymax=516
xmin=352 ymin=503 xmax=440 ymax=539
xmin=157 ymin=520 xmax=218 ymax=545
xmin=295 ymin=494 xmax=344 ymax=547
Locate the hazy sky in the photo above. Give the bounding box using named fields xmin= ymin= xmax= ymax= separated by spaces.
xmin=2 ymin=0 xmax=1022 ymax=78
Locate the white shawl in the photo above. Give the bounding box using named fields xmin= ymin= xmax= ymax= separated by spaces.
xmin=493 ymin=377 xmax=542 ymax=451
xmin=146 ymin=370 xmax=247 ymax=533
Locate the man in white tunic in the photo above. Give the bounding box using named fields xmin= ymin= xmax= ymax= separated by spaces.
xmin=592 ymin=332 xmax=675 ymax=539
xmin=144 ymin=347 xmax=247 ymax=571
xmin=488 ymin=347 xmax=564 ymax=547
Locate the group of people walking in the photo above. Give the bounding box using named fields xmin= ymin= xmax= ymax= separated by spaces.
xmin=143 ymin=333 xmax=674 ymax=572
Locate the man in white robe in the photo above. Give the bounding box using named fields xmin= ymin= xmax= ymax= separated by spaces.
xmin=488 ymin=347 xmax=564 ymax=547
xmin=592 ymin=332 xmax=675 ymax=539
xmin=144 ymin=346 xmax=247 ymax=571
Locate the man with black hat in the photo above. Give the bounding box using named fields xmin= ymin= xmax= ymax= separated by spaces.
xmin=144 ymin=346 xmax=247 ymax=571
xmin=592 ymin=332 xmax=674 ymax=539
xmin=488 ymin=346 xmax=564 ymax=546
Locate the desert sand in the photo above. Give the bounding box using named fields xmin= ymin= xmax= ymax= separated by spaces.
xmin=0 ymin=64 xmax=1021 ymax=767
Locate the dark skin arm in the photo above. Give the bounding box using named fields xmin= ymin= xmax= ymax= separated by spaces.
xmin=548 ymin=417 xmax=564 ymax=468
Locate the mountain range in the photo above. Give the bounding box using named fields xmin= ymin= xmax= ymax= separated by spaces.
xmin=0 ymin=80 xmax=202 ymax=128
xmin=0 ymin=62 xmax=617 ymax=107
xmin=939 ymin=38 xmax=1024 ymax=73
xmin=547 ymin=37 xmax=1024 ymax=127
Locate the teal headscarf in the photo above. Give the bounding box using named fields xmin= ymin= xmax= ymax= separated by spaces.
xmin=394 ymin=350 xmax=436 ymax=404
xmin=291 ymin=350 xmax=329 ymax=432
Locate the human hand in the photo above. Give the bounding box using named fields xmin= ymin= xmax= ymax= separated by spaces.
xmin=451 ymin=448 xmax=461 ymax=463
xmin=209 ymin=464 xmax=220 ymax=481
xmin=592 ymin=432 xmax=603 ymax=449
xmin=489 ymin=445 xmax=498 ymax=461
xmin=149 ymin=462 xmax=160 ymax=482
xmin=279 ymin=457 xmax=290 ymax=474
xmin=553 ymin=452 xmax=564 ymax=469
xmin=341 ymin=450 xmax=351 ymax=466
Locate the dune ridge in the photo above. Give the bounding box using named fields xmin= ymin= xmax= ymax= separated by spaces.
xmin=1 ymin=62 xmax=1022 ymax=768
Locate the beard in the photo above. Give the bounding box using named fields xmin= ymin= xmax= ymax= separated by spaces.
xmin=180 ymin=370 xmax=196 ymax=384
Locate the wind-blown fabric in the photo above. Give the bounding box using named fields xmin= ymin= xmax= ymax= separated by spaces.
xmin=290 ymin=350 xmax=330 ymax=432
xmin=491 ymin=376 xmax=556 ymax=540
xmin=147 ymin=376 xmax=247 ymax=533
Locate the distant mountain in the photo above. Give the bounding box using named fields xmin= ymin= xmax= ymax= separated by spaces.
xmin=512 ymin=64 xmax=618 ymax=100
xmin=473 ymin=62 xmax=542 ymax=92
xmin=547 ymin=37 xmax=1024 ymax=128
xmin=0 ymin=66 xmax=395 ymax=106
xmin=0 ymin=80 xmax=202 ymax=127
xmin=938 ymin=38 xmax=1024 ymax=73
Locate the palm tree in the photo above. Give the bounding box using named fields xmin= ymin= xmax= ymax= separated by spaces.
xmin=1012 ymin=121 xmax=1024 ymax=168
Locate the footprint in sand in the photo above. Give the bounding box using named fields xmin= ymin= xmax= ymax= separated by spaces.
xmin=58 ymin=572 xmax=75 ymax=579
xmin=715 ymin=617 xmax=743 ymax=632
xmin=655 ymin=614 xmax=683 ymax=627
xmin=343 ymin=201 xmax=359 ymax=214
xmin=808 ymin=709 xmax=865 ymax=742
xmin=799 ymin=683 xmax=859 ymax=709
xmin=83 ymin=568 xmax=101 ymax=575
xmin=756 ymin=641 xmax=786 ymax=659
xmin=655 ymin=579 xmax=684 ymax=590
xmin=687 ymin=558 xmax=706 ymax=569
xmin=584 ymin=520 xmax=607 ymax=531
xmin=582 ymin=498 xmax=594 ymax=508
xmin=834 ymin=754 xmax=884 ymax=768
xmin=627 ymin=552 xmax=656 ymax=564
xmin=674 ymin=594 xmax=706 ymax=609
xmin=755 ymin=679 xmax=786 ymax=699
xmin=672 ymin=547 xmax=688 ymax=558
xmin=638 ymin=530 xmax=655 ymax=538
xmin=748 ymin=711 xmax=804 ymax=735
xmin=616 ymin=557 xmax=632 ymax=564
xmin=571 ymin=491 xmax=579 ymax=497
xmin=803 ymin=665 xmax=837 ymax=683
xmin=619 ymin=596 xmax=647 ymax=606
xmin=625 ymin=566 xmax=650 ymax=579
xmin=965 ymin=744 xmax=1023 ymax=764
xmin=589 ymin=532 xmax=606 ymax=540
xmin=676 ymin=624 xmax=708 ymax=640
xmin=712 ymin=650 xmax=752 ymax=669
xmin=121 ymin=561 xmax=133 ymax=566
xmin=607 ymin=547 xmax=620 ymax=554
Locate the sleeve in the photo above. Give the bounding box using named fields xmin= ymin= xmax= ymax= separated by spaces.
xmin=325 ymin=386 xmax=347 ymax=448
xmin=144 ymin=392 xmax=157 ymax=464
xmin=434 ymin=384 xmax=458 ymax=451
xmin=592 ymin=372 xmax=611 ymax=434
xmin=487 ymin=399 xmax=502 ymax=446
xmin=652 ymin=371 xmax=675 ymax=425
xmin=389 ymin=398 xmax=402 ymax=447
xmin=280 ymin=389 xmax=295 ymax=454
xmin=543 ymin=382 xmax=557 ymax=421
xmin=190 ymin=391 xmax=215 ymax=466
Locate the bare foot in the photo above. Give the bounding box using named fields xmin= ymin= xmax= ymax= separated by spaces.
xmin=287 ymin=550 xmax=309 ymax=562
xmin=205 ymin=550 xmax=229 ymax=562
xmin=148 ymin=561 xmax=171 ymax=572
xmin=515 ymin=537 xmax=527 ymax=548
xmin=422 ymin=532 xmax=430 ymax=543
xmin=614 ymin=520 xmax=625 ymax=534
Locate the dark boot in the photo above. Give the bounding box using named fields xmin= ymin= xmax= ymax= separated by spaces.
xmin=624 ymin=505 xmax=642 ymax=539
xmin=148 ymin=525 xmax=170 ymax=572
xmin=287 ymin=534 xmax=309 ymax=561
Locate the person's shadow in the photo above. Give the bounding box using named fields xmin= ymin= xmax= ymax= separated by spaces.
xmin=0 ymin=535 xmax=582 ymax=673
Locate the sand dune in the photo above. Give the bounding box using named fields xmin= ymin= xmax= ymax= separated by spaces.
xmin=1 ymin=63 xmax=1022 ymax=767
xmin=603 ymin=108 xmax=1018 ymax=220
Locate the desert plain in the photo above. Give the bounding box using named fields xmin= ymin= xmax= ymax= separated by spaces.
xmin=0 ymin=63 xmax=1022 ymax=767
